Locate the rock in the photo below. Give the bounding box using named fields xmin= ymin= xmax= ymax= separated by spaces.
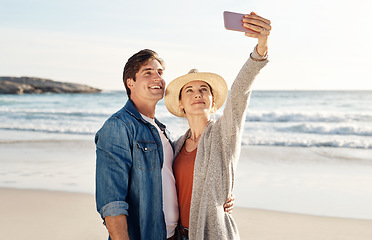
xmin=0 ymin=76 xmax=102 ymax=94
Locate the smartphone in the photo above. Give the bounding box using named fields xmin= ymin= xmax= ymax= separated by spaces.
xmin=223 ymin=11 xmax=255 ymax=33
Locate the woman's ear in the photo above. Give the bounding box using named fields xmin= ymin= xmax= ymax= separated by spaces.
xmin=179 ymin=101 xmax=186 ymax=114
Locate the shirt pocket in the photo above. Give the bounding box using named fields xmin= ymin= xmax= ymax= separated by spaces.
xmin=135 ymin=141 xmax=157 ymax=171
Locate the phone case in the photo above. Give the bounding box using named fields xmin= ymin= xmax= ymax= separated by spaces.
xmin=223 ymin=11 xmax=255 ymax=33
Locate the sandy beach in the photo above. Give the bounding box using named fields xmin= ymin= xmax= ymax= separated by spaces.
xmin=1 ymin=129 xmax=372 ymax=239
xmin=0 ymin=188 xmax=107 ymax=240
xmin=1 ymin=188 xmax=372 ymax=240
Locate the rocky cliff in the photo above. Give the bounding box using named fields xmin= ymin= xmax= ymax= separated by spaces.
xmin=0 ymin=76 xmax=101 ymax=94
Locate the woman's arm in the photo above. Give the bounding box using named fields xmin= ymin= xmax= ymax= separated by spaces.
xmin=217 ymin=13 xmax=271 ymax=164
xmin=243 ymin=12 xmax=271 ymax=56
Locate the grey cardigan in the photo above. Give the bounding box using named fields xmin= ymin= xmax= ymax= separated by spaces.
xmin=173 ymin=47 xmax=268 ymax=240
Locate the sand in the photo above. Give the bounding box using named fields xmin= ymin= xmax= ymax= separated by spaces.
xmin=0 ymin=188 xmax=107 ymax=240
xmin=1 ymin=130 xmax=372 ymax=239
xmin=1 ymin=188 xmax=372 ymax=240
xmin=233 ymin=208 xmax=372 ymax=240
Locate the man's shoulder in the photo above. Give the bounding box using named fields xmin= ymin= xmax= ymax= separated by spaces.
xmin=96 ymin=100 xmax=146 ymax=136
xmin=96 ymin=107 xmax=138 ymax=139
xmin=108 ymin=106 xmax=140 ymax=126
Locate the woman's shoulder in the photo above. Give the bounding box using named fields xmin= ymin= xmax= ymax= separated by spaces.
xmin=173 ymin=129 xmax=190 ymax=156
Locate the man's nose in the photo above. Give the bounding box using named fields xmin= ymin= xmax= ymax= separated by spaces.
xmin=153 ymin=72 xmax=163 ymax=81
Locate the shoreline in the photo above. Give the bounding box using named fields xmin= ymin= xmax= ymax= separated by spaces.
xmin=2 ymin=185 xmax=371 ymax=221
xmin=1 ymin=130 xmax=372 ymax=220
xmin=1 ymin=188 xmax=372 ymax=240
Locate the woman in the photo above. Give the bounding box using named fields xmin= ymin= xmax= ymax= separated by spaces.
xmin=164 ymin=12 xmax=271 ymax=240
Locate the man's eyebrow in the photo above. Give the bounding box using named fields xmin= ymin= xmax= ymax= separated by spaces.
xmin=140 ymin=68 xmax=153 ymax=73
xmin=140 ymin=67 xmax=163 ymax=73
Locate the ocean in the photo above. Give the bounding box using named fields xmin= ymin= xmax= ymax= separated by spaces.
xmin=1 ymin=90 xmax=372 ymax=220
xmin=1 ymin=90 xmax=372 ymax=148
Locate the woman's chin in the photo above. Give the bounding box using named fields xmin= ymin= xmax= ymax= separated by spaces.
xmin=185 ymin=110 xmax=211 ymax=118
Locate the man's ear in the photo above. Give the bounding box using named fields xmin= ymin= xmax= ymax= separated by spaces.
xmin=127 ymin=78 xmax=134 ymax=89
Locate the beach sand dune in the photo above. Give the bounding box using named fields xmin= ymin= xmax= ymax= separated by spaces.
xmin=1 ymin=188 xmax=371 ymax=240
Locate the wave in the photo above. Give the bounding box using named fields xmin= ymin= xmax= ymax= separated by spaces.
xmin=3 ymin=108 xmax=371 ymax=125
xmin=241 ymin=138 xmax=372 ymax=149
xmin=0 ymin=127 xmax=95 ymax=135
xmin=246 ymin=111 xmax=372 ymax=123
xmin=275 ymin=123 xmax=372 ymax=136
xmin=2 ymin=126 xmax=372 ymax=149
xmin=0 ymin=108 xmax=113 ymax=118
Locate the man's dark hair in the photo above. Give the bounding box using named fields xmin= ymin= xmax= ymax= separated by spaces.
xmin=123 ymin=49 xmax=165 ymax=99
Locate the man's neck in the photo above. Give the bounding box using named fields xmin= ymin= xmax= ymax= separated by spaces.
xmin=131 ymin=98 xmax=157 ymax=119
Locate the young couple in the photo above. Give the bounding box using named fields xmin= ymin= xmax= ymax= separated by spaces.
xmin=95 ymin=12 xmax=271 ymax=240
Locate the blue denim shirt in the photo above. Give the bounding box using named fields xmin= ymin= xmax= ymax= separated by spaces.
xmin=95 ymin=99 xmax=172 ymax=240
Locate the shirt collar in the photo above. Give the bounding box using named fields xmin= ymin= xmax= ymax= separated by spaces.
xmin=124 ymin=99 xmax=166 ymax=131
xmin=124 ymin=99 xmax=147 ymax=123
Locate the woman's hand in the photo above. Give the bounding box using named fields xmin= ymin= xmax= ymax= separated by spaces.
xmin=223 ymin=193 xmax=235 ymax=214
xmin=242 ymin=12 xmax=271 ymax=57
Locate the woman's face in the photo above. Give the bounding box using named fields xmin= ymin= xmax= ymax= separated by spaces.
xmin=179 ymin=80 xmax=215 ymax=117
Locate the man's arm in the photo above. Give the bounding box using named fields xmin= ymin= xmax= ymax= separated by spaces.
xmin=95 ymin=117 xmax=133 ymax=239
xmin=105 ymin=215 xmax=130 ymax=240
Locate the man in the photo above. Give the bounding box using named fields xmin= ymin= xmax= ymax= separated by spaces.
xmin=95 ymin=49 xmax=178 ymax=240
xmin=95 ymin=49 xmax=233 ymax=240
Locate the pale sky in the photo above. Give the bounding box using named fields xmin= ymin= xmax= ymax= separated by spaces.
xmin=1 ymin=0 xmax=371 ymax=90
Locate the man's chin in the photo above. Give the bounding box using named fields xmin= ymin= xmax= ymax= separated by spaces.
xmin=153 ymin=94 xmax=164 ymax=101
xmin=155 ymin=92 xmax=165 ymax=98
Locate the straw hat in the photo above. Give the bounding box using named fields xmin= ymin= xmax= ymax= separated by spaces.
xmin=164 ymin=69 xmax=228 ymax=117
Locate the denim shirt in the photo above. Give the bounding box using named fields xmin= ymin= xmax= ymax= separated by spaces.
xmin=95 ymin=99 xmax=172 ymax=240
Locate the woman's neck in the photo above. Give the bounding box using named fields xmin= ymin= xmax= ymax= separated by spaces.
xmin=186 ymin=114 xmax=210 ymax=141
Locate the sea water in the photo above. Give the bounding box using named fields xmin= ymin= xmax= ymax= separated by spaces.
xmin=1 ymin=90 xmax=372 ymax=219
xmin=1 ymin=90 xmax=371 ymax=148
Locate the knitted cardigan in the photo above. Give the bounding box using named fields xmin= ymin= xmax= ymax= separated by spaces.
xmin=173 ymin=47 xmax=268 ymax=240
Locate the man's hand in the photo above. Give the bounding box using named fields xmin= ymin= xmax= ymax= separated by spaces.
xmin=223 ymin=193 xmax=236 ymax=214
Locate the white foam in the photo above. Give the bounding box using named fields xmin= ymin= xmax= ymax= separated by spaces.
xmin=246 ymin=110 xmax=372 ymax=123
xmin=275 ymin=123 xmax=372 ymax=136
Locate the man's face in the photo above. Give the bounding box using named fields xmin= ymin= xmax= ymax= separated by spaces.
xmin=128 ymin=59 xmax=165 ymax=103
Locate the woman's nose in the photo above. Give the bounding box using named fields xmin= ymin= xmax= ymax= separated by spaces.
xmin=194 ymin=92 xmax=202 ymax=98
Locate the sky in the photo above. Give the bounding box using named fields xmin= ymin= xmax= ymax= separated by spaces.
xmin=1 ymin=0 xmax=371 ymax=90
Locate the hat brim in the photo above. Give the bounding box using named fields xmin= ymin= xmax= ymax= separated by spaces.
xmin=164 ymin=72 xmax=228 ymax=117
